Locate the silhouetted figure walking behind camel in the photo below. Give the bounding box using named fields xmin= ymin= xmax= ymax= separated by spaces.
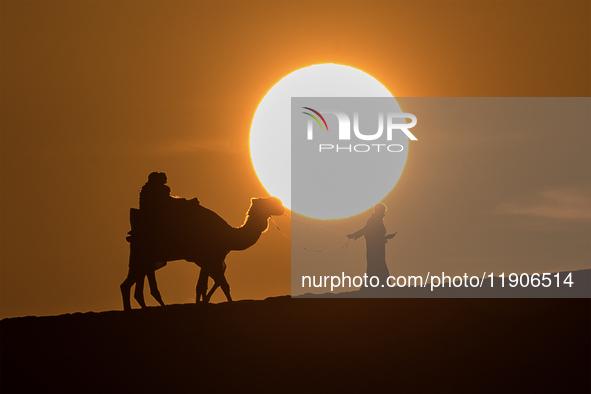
xmin=122 ymin=172 xmax=189 ymax=308
xmin=348 ymin=203 xmax=396 ymax=287
xmin=120 ymin=173 xmax=284 ymax=311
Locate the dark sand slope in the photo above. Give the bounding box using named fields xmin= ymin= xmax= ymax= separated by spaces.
xmin=1 ymin=297 xmax=589 ymax=393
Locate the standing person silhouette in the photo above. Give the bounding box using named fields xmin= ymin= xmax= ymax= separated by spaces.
xmin=347 ymin=203 xmax=397 ymax=288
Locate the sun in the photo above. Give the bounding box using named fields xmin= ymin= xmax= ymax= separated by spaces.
xmin=249 ymin=64 xmax=406 ymax=219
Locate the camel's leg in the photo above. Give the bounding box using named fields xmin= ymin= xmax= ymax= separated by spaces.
xmin=201 ymin=262 xmax=227 ymax=303
xmin=120 ymin=272 xmax=137 ymax=311
xmin=204 ymin=283 xmax=220 ymax=303
xmin=210 ymin=269 xmax=232 ymax=302
xmin=123 ymin=246 xmax=144 ymax=311
xmin=134 ymin=275 xmax=147 ymax=308
xmin=196 ymin=267 xmax=209 ymax=303
xmin=147 ymin=269 xmax=165 ymax=307
xmin=219 ymin=280 xmax=232 ymax=302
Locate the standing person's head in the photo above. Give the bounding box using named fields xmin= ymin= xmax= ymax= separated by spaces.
xmin=374 ymin=203 xmax=387 ymax=218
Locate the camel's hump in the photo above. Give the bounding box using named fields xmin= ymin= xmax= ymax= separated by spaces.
xmin=129 ymin=200 xmax=232 ymax=233
xmin=169 ymin=200 xmax=232 ymax=236
xmin=189 ymin=204 xmax=232 ymax=229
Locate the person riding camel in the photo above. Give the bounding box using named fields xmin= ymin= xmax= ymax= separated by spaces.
xmin=139 ymin=172 xmax=173 ymax=214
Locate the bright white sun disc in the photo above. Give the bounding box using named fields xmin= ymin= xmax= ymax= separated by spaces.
xmin=250 ymin=64 xmax=404 ymax=219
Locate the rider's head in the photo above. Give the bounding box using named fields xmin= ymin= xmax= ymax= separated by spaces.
xmin=147 ymin=172 xmax=160 ymax=183
xmin=147 ymin=172 xmax=167 ymax=185
xmin=158 ymin=172 xmax=168 ymax=184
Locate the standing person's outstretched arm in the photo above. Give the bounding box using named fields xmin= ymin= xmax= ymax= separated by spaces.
xmin=347 ymin=225 xmax=367 ymax=240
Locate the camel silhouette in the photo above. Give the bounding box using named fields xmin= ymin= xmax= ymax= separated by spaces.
xmin=120 ymin=197 xmax=284 ymax=311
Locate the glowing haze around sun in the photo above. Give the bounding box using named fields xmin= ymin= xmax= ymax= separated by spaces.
xmin=249 ymin=64 xmax=404 ymax=219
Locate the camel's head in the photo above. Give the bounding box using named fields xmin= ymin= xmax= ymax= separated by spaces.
xmin=248 ymin=196 xmax=285 ymax=218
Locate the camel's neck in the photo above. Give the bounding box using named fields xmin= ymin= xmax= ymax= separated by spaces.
xmin=228 ymin=214 xmax=269 ymax=251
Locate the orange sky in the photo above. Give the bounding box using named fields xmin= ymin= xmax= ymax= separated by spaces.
xmin=1 ymin=0 xmax=589 ymax=318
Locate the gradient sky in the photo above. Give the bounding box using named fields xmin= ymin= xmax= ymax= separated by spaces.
xmin=1 ymin=0 xmax=589 ymax=318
